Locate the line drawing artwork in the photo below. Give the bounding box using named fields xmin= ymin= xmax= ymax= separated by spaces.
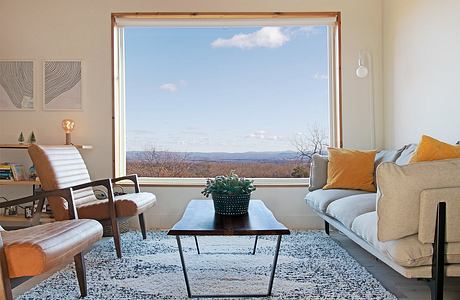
xmin=0 ymin=61 xmax=34 ymax=110
xmin=44 ymin=61 xmax=82 ymax=110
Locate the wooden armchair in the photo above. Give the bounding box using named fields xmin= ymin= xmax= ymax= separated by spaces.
xmin=0 ymin=188 xmax=103 ymax=299
xmin=28 ymin=145 xmax=157 ymax=258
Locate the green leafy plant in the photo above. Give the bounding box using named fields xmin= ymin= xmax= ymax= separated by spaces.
xmin=201 ymin=171 xmax=256 ymax=197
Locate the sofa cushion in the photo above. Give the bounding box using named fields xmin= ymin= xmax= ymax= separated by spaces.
xmin=410 ymin=135 xmax=460 ymax=163
xmin=2 ymin=219 xmax=103 ymax=278
xmin=308 ymin=154 xmax=328 ymax=191
xmin=326 ymin=193 xmax=376 ymax=228
xmin=374 ymin=148 xmax=405 ymax=170
xmin=395 ymin=144 xmax=417 ymax=165
xmin=305 ymin=189 xmax=368 ymax=213
xmin=323 ymin=148 xmax=377 ymax=192
xmin=351 ymin=212 xmax=460 ymax=267
xmin=376 ymin=158 xmax=460 ymax=241
xmin=78 ymin=192 xmax=156 ymax=220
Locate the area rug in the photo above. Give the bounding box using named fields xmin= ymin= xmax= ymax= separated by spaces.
xmin=19 ymin=231 xmax=396 ymax=299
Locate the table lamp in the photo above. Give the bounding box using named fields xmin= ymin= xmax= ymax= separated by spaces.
xmin=62 ymin=119 xmax=75 ymax=145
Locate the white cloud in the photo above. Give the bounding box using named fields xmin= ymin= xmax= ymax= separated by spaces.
xmin=313 ymin=73 xmax=328 ymax=80
xmin=246 ymin=130 xmax=282 ymax=141
xmin=159 ymin=83 xmax=178 ymax=92
xmin=179 ymin=80 xmax=187 ymax=86
xmin=211 ymin=27 xmax=289 ymax=49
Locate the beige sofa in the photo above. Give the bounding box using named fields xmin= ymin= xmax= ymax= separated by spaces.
xmin=305 ymin=144 xmax=460 ymax=300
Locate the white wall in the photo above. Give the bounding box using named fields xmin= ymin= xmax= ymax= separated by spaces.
xmin=0 ymin=0 xmax=383 ymax=229
xmin=383 ymin=0 xmax=460 ymax=149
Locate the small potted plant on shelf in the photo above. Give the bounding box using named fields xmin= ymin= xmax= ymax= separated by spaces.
xmin=201 ymin=171 xmax=256 ymax=215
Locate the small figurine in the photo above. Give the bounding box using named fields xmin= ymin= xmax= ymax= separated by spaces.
xmin=18 ymin=132 xmax=25 ymax=144
xmin=28 ymin=165 xmax=37 ymax=180
xmin=29 ymin=131 xmax=36 ymax=144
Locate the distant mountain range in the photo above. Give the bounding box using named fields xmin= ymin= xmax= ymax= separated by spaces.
xmin=126 ymin=150 xmax=300 ymax=162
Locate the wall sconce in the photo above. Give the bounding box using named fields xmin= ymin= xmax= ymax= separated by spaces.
xmin=61 ymin=119 xmax=75 ymax=145
xmin=356 ymin=50 xmax=375 ymax=148
xmin=356 ymin=51 xmax=369 ymax=78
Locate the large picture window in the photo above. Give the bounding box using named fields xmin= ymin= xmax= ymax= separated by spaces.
xmin=113 ymin=13 xmax=341 ymax=184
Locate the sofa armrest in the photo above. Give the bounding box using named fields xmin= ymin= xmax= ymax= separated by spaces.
xmin=309 ymin=154 xmax=328 ymax=191
xmin=419 ymin=187 xmax=460 ymax=244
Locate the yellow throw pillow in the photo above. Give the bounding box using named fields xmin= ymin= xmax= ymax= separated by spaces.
xmin=323 ymin=148 xmax=376 ymax=192
xmin=410 ymin=135 xmax=460 ymax=163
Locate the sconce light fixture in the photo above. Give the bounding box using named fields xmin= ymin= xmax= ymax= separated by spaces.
xmin=356 ymin=50 xmax=375 ymax=148
xmin=61 ymin=119 xmax=75 ymax=145
xmin=356 ymin=51 xmax=369 ymax=78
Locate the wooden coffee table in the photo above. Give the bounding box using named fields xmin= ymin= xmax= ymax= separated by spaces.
xmin=168 ymin=199 xmax=290 ymax=298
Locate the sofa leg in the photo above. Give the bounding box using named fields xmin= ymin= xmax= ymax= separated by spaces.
xmin=110 ymin=217 xmax=122 ymax=258
xmin=138 ymin=213 xmax=147 ymax=240
xmin=429 ymin=202 xmax=446 ymax=300
xmin=324 ymin=221 xmax=330 ymax=235
xmin=74 ymin=253 xmax=87 ymax=298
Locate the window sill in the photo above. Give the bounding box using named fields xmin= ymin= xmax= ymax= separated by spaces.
xmin=118 ymin=177 xmax=310 ymax=187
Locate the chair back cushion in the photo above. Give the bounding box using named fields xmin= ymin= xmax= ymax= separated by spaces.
xmin=28 ymin=145 xmax=97 ymax=220
xmin=376 ymin=158 xmax=460 ymax=242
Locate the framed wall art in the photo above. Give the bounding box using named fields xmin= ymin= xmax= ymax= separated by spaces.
xmin=43 ymin=60 xmax=82 ymax=110
xmin=0 ymin=60 xmax=34 ymax=110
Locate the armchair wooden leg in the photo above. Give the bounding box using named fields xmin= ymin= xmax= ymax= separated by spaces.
xmin=138 ymin=213 xmax=147 ymax=240
xmin=74 ymin=253 xmax=87 ymax=298
xmin=325 ymin=221 xmax=330 ymax=235
xmin=110 ymin=216 xmax=122 ymax=258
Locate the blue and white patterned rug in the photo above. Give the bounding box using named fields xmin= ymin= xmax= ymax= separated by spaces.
xmin=19 ymin=231 xmax=396 ymax=299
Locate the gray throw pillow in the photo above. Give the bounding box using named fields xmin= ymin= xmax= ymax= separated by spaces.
xmin=395 ymin=144 xmax=418 ymax=165
xmin=309 ymin=154 xmax=328 ymax=191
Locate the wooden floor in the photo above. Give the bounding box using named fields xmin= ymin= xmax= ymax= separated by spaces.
xmin=14 ymin=232 xmax=460 ymax=299
xmin=331 ymin=230 xmax=460 ymax=300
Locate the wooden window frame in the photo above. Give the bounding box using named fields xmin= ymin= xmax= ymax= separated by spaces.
xmin=111 ymin=12 xmax=342 ymax=187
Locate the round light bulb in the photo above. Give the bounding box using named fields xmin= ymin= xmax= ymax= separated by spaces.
xmin=356 ymin=65 xmax=369 ymax=78
xmin=61 ymin=119 xmax=75 ymax=134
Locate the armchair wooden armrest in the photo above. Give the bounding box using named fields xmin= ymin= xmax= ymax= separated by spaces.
xmin=112 ymin=174 xmax=140 ymax=193
xmin=0 ymin=188 xmax=78 ymax=222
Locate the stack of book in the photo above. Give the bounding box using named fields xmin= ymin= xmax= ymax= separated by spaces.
xmin=0 ymin=163 xmax=26 ymax=181
xmin=0 ymin=164 xmax=13 ymax=181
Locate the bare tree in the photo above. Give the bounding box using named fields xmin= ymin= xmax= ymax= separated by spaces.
xmin=292 ymin=125 xmax=329 ymax=161
xmin=136 ymin=146 xmax=191 ymax=177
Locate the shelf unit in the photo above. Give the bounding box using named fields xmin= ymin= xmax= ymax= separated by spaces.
xmin=0 ymin=143 xmax=93 ymax=149
xmin=0 ymin=180 xmax=40 ymax=186
xmin=0 ymin=143 xmax=92 ymax=186
xmin=0 ymin=143 xmax=92 ymax=227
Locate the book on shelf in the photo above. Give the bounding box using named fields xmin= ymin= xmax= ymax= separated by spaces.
xmin=0 ymin=163 xmax=28 ymax=181
xmin=10 ymin=164 xmax=26 ymax=181
xmin=0 ymin=164 xmax=13 ymax=181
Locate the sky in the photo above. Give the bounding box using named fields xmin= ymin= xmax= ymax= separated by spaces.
xmin=125 ymin=25 xmax=330 ymax=152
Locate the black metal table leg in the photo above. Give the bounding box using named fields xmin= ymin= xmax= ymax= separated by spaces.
xmin=176 ymin=236 xmax=192 ymax=298
xmin=252 ymin=235 xmax=258 ymax=255
xmin=267 ymin=235 xmax=282 ymax=296
xmin=194 ymin=236 xmax=200 ymax=254
xmin=175 ymin=234 xmax=283 ymax=298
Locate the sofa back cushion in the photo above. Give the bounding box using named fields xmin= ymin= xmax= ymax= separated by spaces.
xmin=395 ymin=144 xmax=418 ymax=165
xmin=308 ymin=154 xmax=328 ymax=191
xmin=376 ymin=158 xmax=460 ymax=242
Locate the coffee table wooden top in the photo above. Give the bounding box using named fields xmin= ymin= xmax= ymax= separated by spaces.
xmin=168 ymin=200 xmax=290 ymax=236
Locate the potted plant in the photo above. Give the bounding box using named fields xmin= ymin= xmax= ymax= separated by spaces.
xmin=201 ymin=171 xmax=256 ymax=215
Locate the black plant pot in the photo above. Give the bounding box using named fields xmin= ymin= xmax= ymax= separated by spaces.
xmin=211 ymin=193 xmax=251 ymax=215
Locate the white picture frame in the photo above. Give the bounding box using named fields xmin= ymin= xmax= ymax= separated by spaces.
xmin=0 ymin=60 xmax=35 ymax=111
xmin=43 ymin=60 xmax=82 ymax=111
